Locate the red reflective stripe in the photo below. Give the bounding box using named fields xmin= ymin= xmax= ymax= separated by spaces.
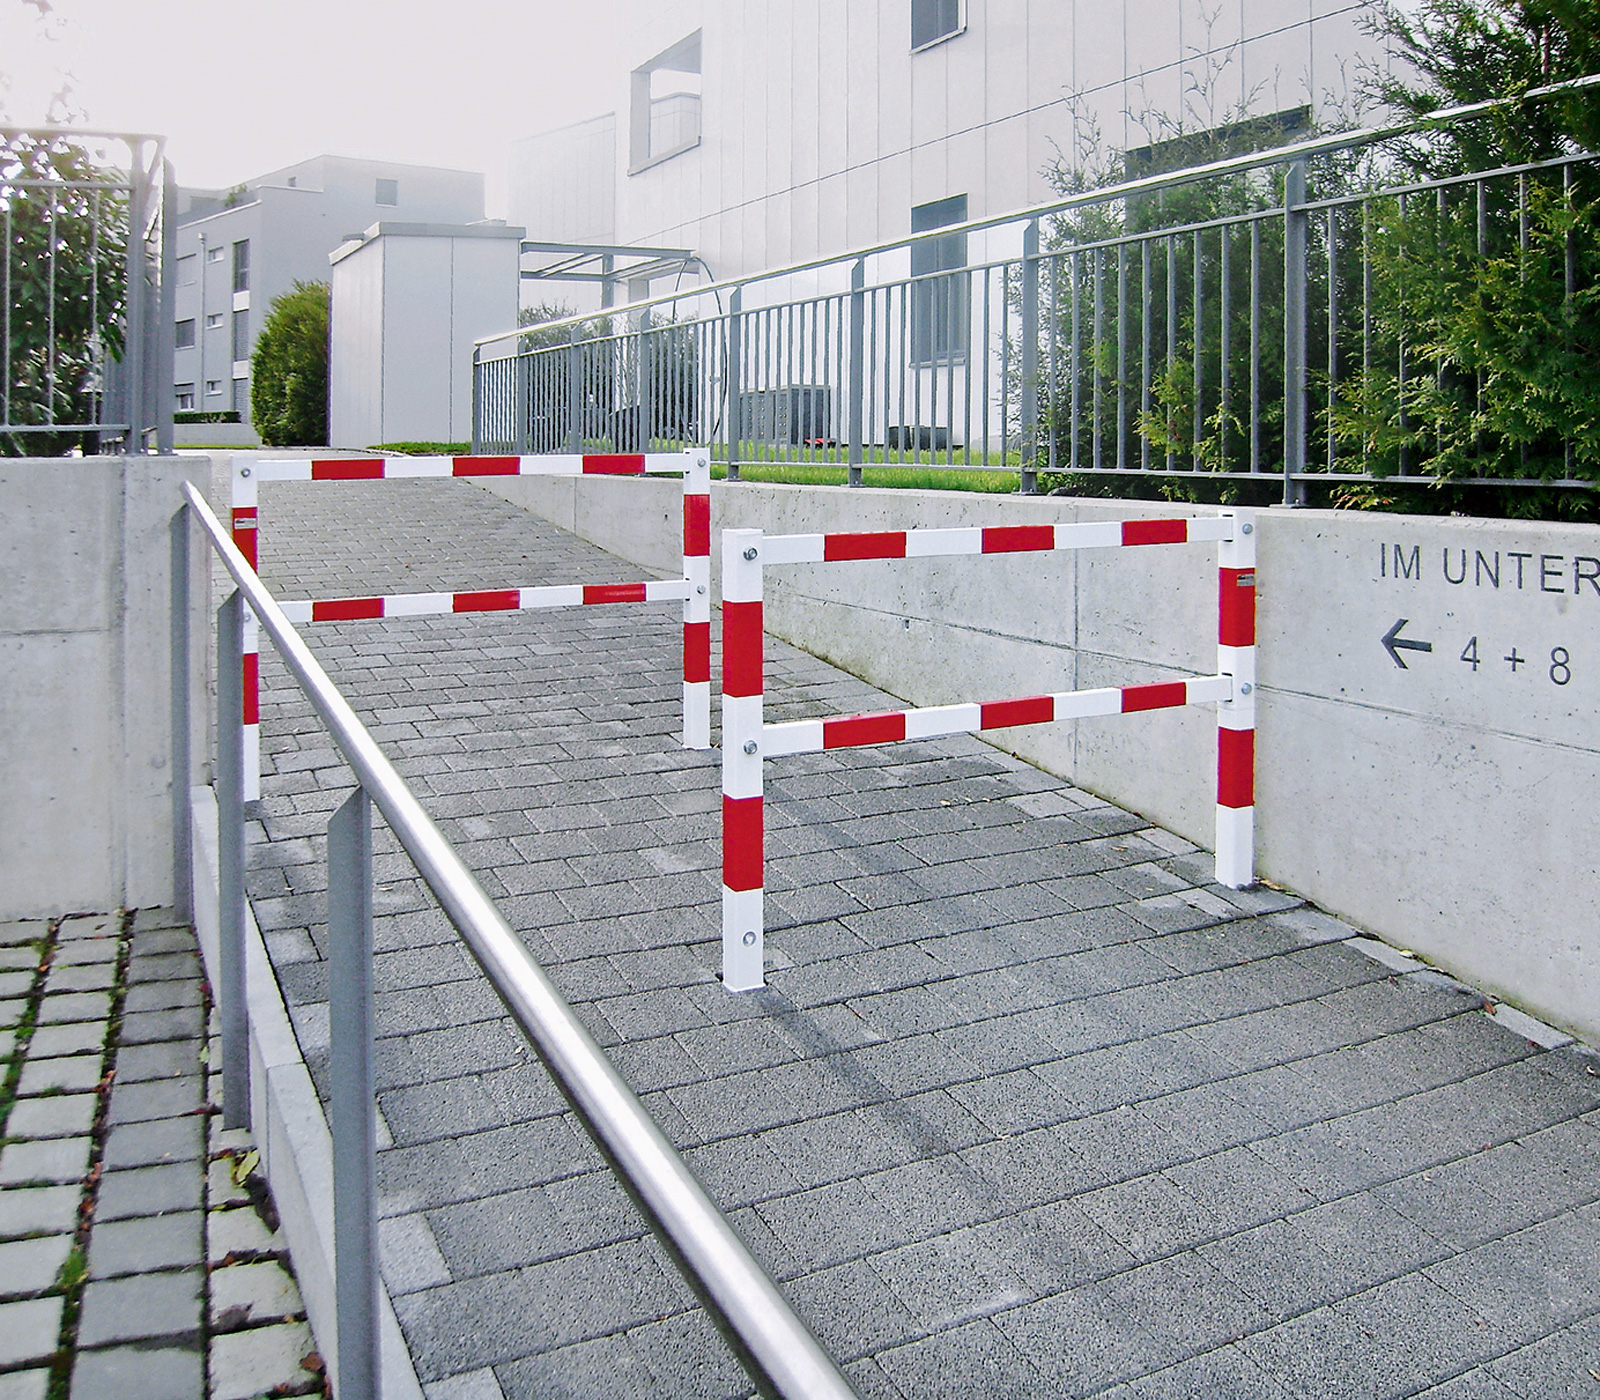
xmin=1218 ymin=726 xmax=1255 ymax=808
xmin=453 ymin=590 xmax=520 ymax=612
xmin=453 ymin=456 xmax=519 ymax=476
xmin=683 ymin=621 xmax=711 ymax=684
xmin=583 ymin=582 xmax=648 ymax=604
xmin=723 ymin=795 xmax=764 ymax=891
xmin=582 ymin=454 xmax=646 ymax=474
xmin=311 ymin=458 xmax=384 ymax=479
xmin=231 ymin=506 xmax=257 ymax=519
xmin=823 ymin=711 xmax=907 ymax=748
xmin=313 ymin=597 xmax=383 ymax=621
xmin=982 ymin=525 xmax=1055 ymax=554
xmin=1122 ymin=518 xmax=1188 ymax=546
xmin=1122 ymin=681 xmax=1188 ymax=712
xmin=683 ymin=493 xmax=711 ymax=556
xmin=232 ymin=522 xmax=257 ymax=570
xmin=981 ymin=695 xmax=1055 ymax=729
xmin=722 ymin=600 xmax=764 ymax=697
xmin=241 ymin=652 xmax=259 ymax=725
xmin=824 ymin=531 xmax=907 ymax=561
xmin=1220 ymin=567 xmax=1257 ymax=646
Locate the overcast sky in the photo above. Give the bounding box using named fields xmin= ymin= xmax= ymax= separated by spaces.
xmin=1 ymin=0 xmax=622 ymax=213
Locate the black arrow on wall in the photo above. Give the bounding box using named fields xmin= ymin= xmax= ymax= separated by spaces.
xmin=1382 ymin=618 xmax=1434 ymax=669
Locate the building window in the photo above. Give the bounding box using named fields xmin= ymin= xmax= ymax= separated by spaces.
xmin=232 ymin=378 xmax=248 ymax=413
xmin=206 ymin=245 xmax=225 ymax=263
xmin=175 ymin=384 xmax=195 ymax=411
xmin=912 ymin=0 xmax=964 ymax=50
xmin=287 ymin=176 xmax=297 ymax=188
xmin=175 ymin=319 xmax=196 ymax=349
xmin=177 ymin=254 xmax=197 ymax=287
xmin=910 ymin=194 xmax=969 ymax=364
xmin=375 ymin=177 xmax=398 ymax=205
xmin=233 ymin=310 xmax=249 ymax=362
xmin=629 ymin=31 xmax=702 ymax=172
xmin=205 ymin=380 xmax=223 ymax=396
xmin=206 ymin=313 xmax=223 ymax=330
xmin=232 ymin=239 xmax=250 ymax=293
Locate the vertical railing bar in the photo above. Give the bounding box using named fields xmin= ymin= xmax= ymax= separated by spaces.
xmin=1219 ymin=226 xmax=1231 ymax=468
xmin=726 ymin=287 xmax=741 ymax=480
xmin=170 ymin=507 xmax=193 ymax=921
xmin=1093 ymin=246 xmax=1104 ymax=472
xmin=1142 ymin=238 xmax=1153 ymax=471
xmin=1250 ymin=218 xmax=1261 ymax=475
xmin=1193 ymin=229 xmax=1204 ymax=471
xmin=329 ymin=785 xmax=379 ymax=1400
xmin=1116 ymin=242 xmax=1127 ymax=470
xmin=1327 ymin=206 xmax=1339 ymax=472
xmin=1020 ymin=220 xmax=1039 ymax=480
xmin=1046 ymin=255 xmax=1059 ymax=475
xmin=1165 ymin=233 xmax=1176 ymax=473
xmin=1070 ymin=251 xmax=1081 ymax=473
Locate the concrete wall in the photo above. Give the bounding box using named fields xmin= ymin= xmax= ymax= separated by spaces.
xmin=476 ymin=474 xmax=1600 ymax=1045
xmin=0 ymin=456 xmax=208 ymax=919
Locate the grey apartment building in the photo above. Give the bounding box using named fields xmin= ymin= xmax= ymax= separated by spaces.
xmin=171 ymin=155 xmax=484 ymax=423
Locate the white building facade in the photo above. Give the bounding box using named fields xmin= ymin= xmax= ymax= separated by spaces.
xmin=513 ymin=0 xmax=1390 ymax=288
xmin=172 ymin=156 xmax=485 ymax=425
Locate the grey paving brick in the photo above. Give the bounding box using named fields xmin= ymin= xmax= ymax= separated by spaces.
xmin=112 ymin=1039 xmax=200 ymax=1084
xmin=0 ymin=1136 xmax=91 ymax=1186
xmin=94 ymin=1163 xmax=202 ymax=1221
xmin=0 ymin=1295 xmax=62 ymax=1367
xmin=26 ymin=1022 xmax=106 ymax=1059
xmin=67 ymin=1343 xmax=203 ymax=1400
xmin=105 ymin=1075 xmax=204 ymax=1125
xmin=17 ymin=1055 xmax=101 ymax=1096
xmin=7 ymin=1092 xmax=97 ymax=1140
xmin=88 ymin=1211 xmax=202 ymax=1278
xmin=101 ymin=1117 xmax=204 ymax=1170
xmin=0 ymin=1185 xmax=80 ymax=1240
xmin=0 ymin=1233 xmax=73 ymax=1292
xmin=117 ymin=1005 xmax=205 ymax=1045
xmin=42 ymin=962 xmax=115 ymax=994
xmin=76 ymin=1268 xmax=201 ymax=1346
xmin=36 ymin=991 xmax=111 ymax=1025
xmin=877 ymin=1316 xmax=1046 ymax=1400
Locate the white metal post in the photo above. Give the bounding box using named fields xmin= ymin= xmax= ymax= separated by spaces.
xmin=1216 ymin=509 xmax=1258 ymax=887
xmin=721 ymin=528 xmax=766 ymax=991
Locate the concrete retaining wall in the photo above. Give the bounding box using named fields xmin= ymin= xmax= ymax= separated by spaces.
xmin=0 ymin=455 xmax=208 ymax=919
xmin=477 ymin=474 xmax=1600 ymax=1045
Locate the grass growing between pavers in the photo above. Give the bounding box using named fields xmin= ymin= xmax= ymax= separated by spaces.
xmin=42 ymin=911 xmax=128 ymax=1400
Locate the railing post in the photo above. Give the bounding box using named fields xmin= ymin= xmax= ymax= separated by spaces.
xmin=848 ymin=259 xmax=865 ymax=487
xmin=725 ymin=288 xmax=742 ymax=482
xmin=566 ymin=327 xmax=582 ymax=454
xmin=328 ymin=786 xmax=379 ymax=1400
xmin=155 ymin=160 xmax=177 ymax=455
xmin=170 ymin=505 xmax=193 ymax=921
xmin=1283 ymin=160 xmax=1308 ymax=506
xmin=215 ymin=590 xmax=250 ymax=1129
xmin=1020 ymin=219 xmax=1040 ymax=493
xmin=720 ymin=528 xmax=765 ymax=990
xmin=638 ymin=307 xmax=653 ymax=452
xmin=470 ymin=346 xmax=482 ymax=455
xmin=124 ymin=138 xmax=150 ymax=454
xmin=512 ymin=343 xmax=529 ymax=456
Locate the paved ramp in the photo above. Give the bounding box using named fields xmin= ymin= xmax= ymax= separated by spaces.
xmin=245 ymin=476 xmax=1600 ymax=1400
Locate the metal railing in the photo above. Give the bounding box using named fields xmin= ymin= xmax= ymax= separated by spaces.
xmin=1 ymin=125 xmax=174 ymax=454
xmin=175 ymin=481 xmax=860 ymax=1400
xmin=473 ymin=77 xmax=1600 ymax=503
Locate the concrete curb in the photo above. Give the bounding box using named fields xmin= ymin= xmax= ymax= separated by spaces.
xmin=190 ymin=786 xmax=424 ymax=1400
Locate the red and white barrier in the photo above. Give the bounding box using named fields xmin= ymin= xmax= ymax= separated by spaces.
xmin=720 ymin=512 xmax=1257 ymax=991
xmin=232 ymin=452 xmax=711 ymax=800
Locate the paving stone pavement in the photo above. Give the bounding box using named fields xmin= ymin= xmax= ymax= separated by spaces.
xmin=0 ymin=911 xmax=326 ymax=1399
xmin=245 ymin=475 xmax=1600 ymax=1400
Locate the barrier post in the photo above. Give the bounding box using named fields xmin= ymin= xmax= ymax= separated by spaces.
xmin=683 ymin=453 xmax=712 ymax=749
xmin=1216 ymin=509 xmax=1257 ymax=887
xmin=230 ymin=461 xmax=261 ymax=802
xmin=215 ymin=591 xmax=251 ymax=1127
xmin=721 ymin=528 xmax=766 ymax=990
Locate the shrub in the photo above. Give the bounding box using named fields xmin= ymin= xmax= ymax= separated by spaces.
xmin=251 ymin=281 xmax=329 ymax=447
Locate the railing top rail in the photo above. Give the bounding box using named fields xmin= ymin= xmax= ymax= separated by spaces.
xmin=181 ymin=480 xmax=859 ymax=1400
xmin=475 ymin=71 xmax=1600 ymax=354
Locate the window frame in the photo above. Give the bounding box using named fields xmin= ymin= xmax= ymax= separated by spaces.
xmin=175 ymin=319 xmax=196 ymax=349
xmin=375 ymin=177 xmax=399 ymax=206
xmin=911 ymin=0 xmax=965 ymax=53
xmin=909 ymin=193 xmax=970 ymax=367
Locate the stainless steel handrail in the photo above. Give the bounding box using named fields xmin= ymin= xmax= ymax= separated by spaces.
xmin=474 ymin=70 xmax=1600 ymax=351
xmin=182 ymin=480 xmax=860 ymax=1400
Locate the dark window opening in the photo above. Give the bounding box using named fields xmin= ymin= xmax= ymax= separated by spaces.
xmin=912 ymin=0 xmax=963 ymax=51
xmin=910 ymin=194 xmax=968 ymax=365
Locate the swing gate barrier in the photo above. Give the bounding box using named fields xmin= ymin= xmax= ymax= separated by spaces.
xmin=229 ymin=451 xmax=711 ymax=800
xmin=719 ymin=511 xmax=1258 ymax=992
